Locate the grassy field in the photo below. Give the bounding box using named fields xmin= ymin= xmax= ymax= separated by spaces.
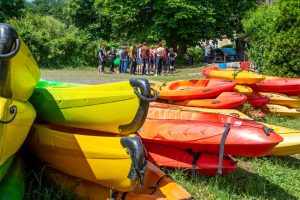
xmin=26 ymin=66 xmax=300 ymax=200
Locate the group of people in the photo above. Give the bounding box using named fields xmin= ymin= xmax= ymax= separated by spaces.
xmin=97 ymin=42 xmax=177 ymax=76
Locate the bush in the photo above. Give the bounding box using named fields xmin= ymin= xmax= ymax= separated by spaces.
xmin=186 ymin=47 xmax=204 ymax=65
xmin=7 ymin=13 xmax=101 ymax=68
xmin=242 ymin=1 xmax=300 ymax=77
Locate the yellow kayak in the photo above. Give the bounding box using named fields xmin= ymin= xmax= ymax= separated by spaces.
xmin=26 ymin=124 xmax=146 ymax=192
xmin=202 ymin=66 xmax=265 ymax=84
xmin=41 ymin=162 xmax=194 ymax=200
xmin=264 ymin=104 xmax=300 ymax=118
xmin=259 ymin=92 xmax=300 ymax=108
xmin=150 ymin=103 xmax=300 ymax=156
xmin=0 ymin=97 xmax=36 ymax=165
xmin=233 ymin=85 xmax=253 ymax=95
xmin=0 ymin=24 xmax=40 ymax=102
xmin=30 ymin=79 xmax=156 ymax=135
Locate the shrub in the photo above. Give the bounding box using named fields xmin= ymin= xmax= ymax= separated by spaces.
xmin=187 ymin=47 xmax=204 ymax=65
xmin=242 ymin=1 xmax=300 ymax=77
xmin=7 ymin=13 xmax=100 ymax=68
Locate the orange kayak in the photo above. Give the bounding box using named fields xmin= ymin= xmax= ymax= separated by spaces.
xmin=154 ymin=79 xmax=236 ymax=100
xmin=175 ymin=92 xmax=247 ymax=109
xmin=42 ymin=162 xmax=194 ymax=200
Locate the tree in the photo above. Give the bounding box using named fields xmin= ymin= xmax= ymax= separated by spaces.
xmin=243 ymin=0 xmax=300 ymax=77
xmin=0 ymin=0 xmax=26 ymax=22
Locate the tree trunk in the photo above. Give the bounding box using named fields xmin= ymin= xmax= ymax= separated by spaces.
xmin=178 ymin=44 xmax=187 ymax=57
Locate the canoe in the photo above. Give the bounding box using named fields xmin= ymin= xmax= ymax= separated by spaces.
xmin=258 ymin=92 xmax=300 ymax=108
xmin=175 ymin=92 xmax=247 ymax=109
xmin=26 ymin=124 xmax=146 ymax=192
xmin=30 ymin=78 xmax=155 ymax=135
xmin=202 ymin=66 xmax=265 ymax=84
xmin=0 ymin=155 xmax=24 ymax=200
xmin=0 ymin=97 xmax=36 ymax=165
xmin=251 ymin=77 xmax=300 ymax=95
xmin=153 ymin=79 xmax=236 ymax=100
xmin=0 ymin=23 xmax=40 ymax=102
xmin=264 ymin=104 xmax=300 ymax=118
xmin=41 ymin=162 xmax=194 ymax=200
xmin=140 ymin=104 xmax=283 ymax=157
xmin=247 ymin=93 xmax=270 ymax=108
xmin=233 ymin=85 xmax=253 ymax=95
xmin=144 ymin=143 xmax=238 ymax=176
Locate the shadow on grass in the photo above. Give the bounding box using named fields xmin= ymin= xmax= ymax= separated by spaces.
xmin=265 ymin=156 xmax=300 ymax=170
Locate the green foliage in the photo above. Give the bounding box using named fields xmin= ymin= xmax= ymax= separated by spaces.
xmin=243 ymin=0 xmax=300 ymax=77
xmin=0 ymin=0 xmax=26 ymax=22
xmin=7 ymin=13 xmax=99 ymax=68
xmin=187 ymin=47 xmax=204 ymax=65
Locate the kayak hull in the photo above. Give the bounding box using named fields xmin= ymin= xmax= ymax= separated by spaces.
xmin=30 ymin=79 xmax=152 ymax=135
xmin=252 ymin=78 xmax=300 ymax=95
xmin=259 ymin=92 xmax=300 ymax=108
xmin=0 ymin=97 xmax=36 ymax=165
xmin=247 ymin=93 xmax=270 ymax=108
xmin=264 ymin=104 xmax=300 ymax=118
xmin=26 ymin=124 xmax=146 ymax=192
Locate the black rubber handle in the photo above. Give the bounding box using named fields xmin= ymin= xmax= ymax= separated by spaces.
xmin=0 ymin=23 xmax=20 ymax=61
xmin=0 ymin=105 xmax=17 ymax=124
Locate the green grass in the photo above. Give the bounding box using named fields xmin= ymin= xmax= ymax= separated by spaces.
xmin=25 ymin=66 xmax=300 ymax=200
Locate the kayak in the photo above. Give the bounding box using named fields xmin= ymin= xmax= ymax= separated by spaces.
xmin=153 ymin=79 xmax=236 ymax=100
xmin=41 ymin=162 xmax=194 ymax=200
xmin=267 ymin=125 xmax=300 ymax=156
xmin=0 ymin=23 xmax=40 ymax=102
xmin=247 ymin=93 xmax=270 ymax=108
xmin=258 ymin=92 xmax=300 ymax=108
xmin=0 ymin=156 xmax=14 ymax=182
xmin=264 ymin=104 xmax=300 ymax=118
xmin=0 ymin=155 xmax=24 ymax=200
xmin=30 ymin=78 xmax=155 ymax=135
xmin=145 ymin=143 xmax=238 ymax=176
xmin=37 ymin=79 xmax=83 ymax=88
xmin=26 ymin=124 xmax=146 ymax=192
xmin=233 ymin=85 xmax=253 ymax=95
xmin=0 ymin=97 xmax=36 ymax=165
xmin=150 ymin=103 xmax=300 ymax=156
xmin=175 ymin=92 xmax=247 ymax=109
xmin=141 ymin=104 xmax=283 ymax=157
xmin=202 ymin=66 xmax=265 ymax=84
xmin=251 ymin=77 xmax=300 ymax=95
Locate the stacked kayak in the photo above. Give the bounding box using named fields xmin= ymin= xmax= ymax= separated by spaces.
xmin=26 ymin=124 xmax=146 ymax=191
xmin=264 ymin=104 xmax=300 ymax=118
xmin=30 ymin=78 xmax=153 ymax=134
xmin=40 ymin=162 xmax=194 ymax=200
xmin=233 ymin=85 xmax=253 ymax=95
xmin=202 ymin=66 xmax=265 ymax=84
xmin=247 ymin=93 xmax=270 ymax=108
xmin=174 ymin=92 xmax=247 ymax=109
xmin=258 ymin=92 xmax=300 ymax=108
xmin=153 ymin=78 xmax=236 ymax=100
xmin=0 ymin=23 xmax=37 ymax=199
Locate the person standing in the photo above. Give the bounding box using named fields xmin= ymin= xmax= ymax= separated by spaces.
xmin=121 ymin=47 xmax=129 ymax=73
xmin=98 ymin=45 xmax=106 ymax=74
xmin=129 ymin=44 xmax=137 ymax=75
xmin=204 ymin=41 xmax=211 ymax=65
xmin=163 ymin=45 xmax=169 ymax=74
xmin=117 ymin=47 xmax=123 ymax=73
xmin=141 ymin=42 xmax=150 ymax=75
xmin=155 ymin=43 xmax=165 ymax=76
xmin=150 ymin=45 xmax=155 ymax=73
xmin=136 ymin=44 xmax=142 ymax=75
xmin=108 ymin=47 xmax=116 ymax=72
xmin=168 ymin=48 xmax=177 ymax=74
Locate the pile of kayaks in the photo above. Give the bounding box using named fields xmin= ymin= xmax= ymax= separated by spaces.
xmin=1 ymin=22 xmax=300 ymax=200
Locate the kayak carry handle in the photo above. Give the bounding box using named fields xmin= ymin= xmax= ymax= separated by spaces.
xmin=0 ymin=105 xmax=17 ymax=124
xmin=262 ymin=125 xmax=273 ymax=136
xmin=218 ymin=123 xmax=231 ymax=175
xmin=121 ymin=136 xmax=147 ymax=186
xmin=0 ymin=23 xmax=21 ymax=61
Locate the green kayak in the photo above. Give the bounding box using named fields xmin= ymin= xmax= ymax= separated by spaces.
xmin=0 ymin=155 xmax=25 ymax=200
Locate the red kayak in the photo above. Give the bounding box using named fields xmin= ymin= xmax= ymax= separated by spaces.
xmin=139 ymin=104 xmax=283 ymax=157
xmin=247 ymin=93 xmax=270 ymax=108
xmin=251 ymin=78 xmax=300 ymax=95
xmin=145 ymin=143 xmax=238 ymax=176
xmin=155 ymin=79 xmax=236 ymax=100
xmin=175 ymin=92 xmax=247 ymax=109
